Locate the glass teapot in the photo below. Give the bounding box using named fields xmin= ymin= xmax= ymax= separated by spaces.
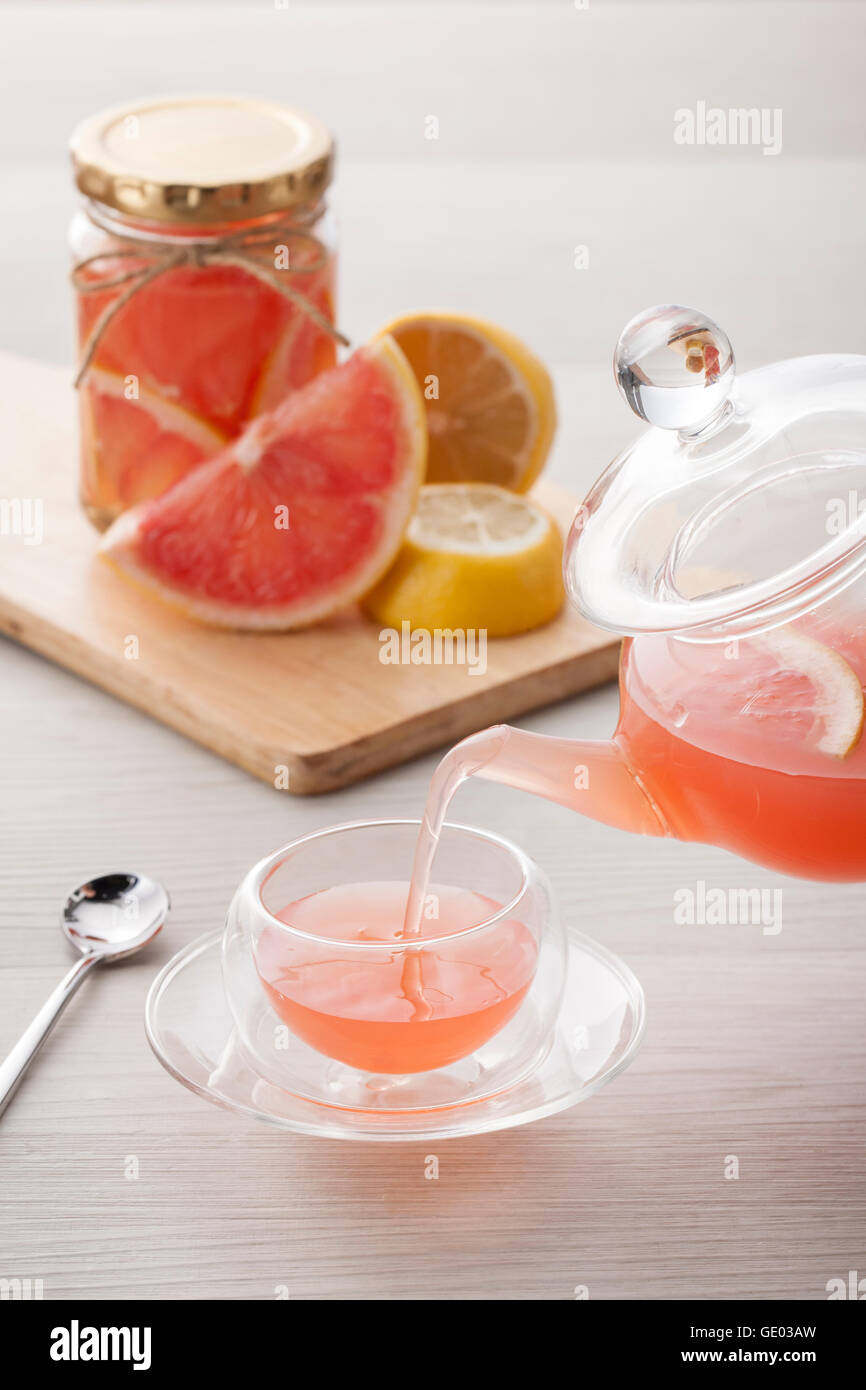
xmin=452 ymin=306 xmax=866 ymax=882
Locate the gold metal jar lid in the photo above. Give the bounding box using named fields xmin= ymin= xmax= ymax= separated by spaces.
xmin=70 ymin=93 xmax=334 ymax=224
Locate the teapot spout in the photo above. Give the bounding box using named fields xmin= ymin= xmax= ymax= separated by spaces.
xmin=468 ymin=725 xmax=668 ymax=839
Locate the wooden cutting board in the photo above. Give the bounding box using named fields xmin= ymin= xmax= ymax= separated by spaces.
xmin=0 ymin=351 xmax=619 ymax=792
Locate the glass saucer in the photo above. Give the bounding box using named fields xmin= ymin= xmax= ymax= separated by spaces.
xmin=145 ymin=926 xmax=645 ymax=1142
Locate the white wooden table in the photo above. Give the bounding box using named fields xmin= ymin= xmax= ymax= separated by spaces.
xmin=1 ymin=1 xmax=864 ymax=1301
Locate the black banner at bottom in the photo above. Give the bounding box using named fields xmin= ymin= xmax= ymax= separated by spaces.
xmin=3 ymin=1297 xmax=861 ymax=1375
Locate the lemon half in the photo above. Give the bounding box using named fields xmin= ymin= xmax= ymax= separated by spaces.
xmin=362 ymin=483 xmax=565 ymax=637
xmin=377 ymin=311 xmax=556 ymax=492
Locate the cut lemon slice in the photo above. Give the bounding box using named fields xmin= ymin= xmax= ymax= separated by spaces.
xmin=377 ymin=311 xmax=556 ymax=491
xmin=760 ymin=627 xmax=865 ymax=758
xmin=362 ymin=482 xmax=564 ymax=636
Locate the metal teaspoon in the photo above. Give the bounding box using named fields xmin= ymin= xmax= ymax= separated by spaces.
xmin=0 ymin=872 xmax=170 ymax=1118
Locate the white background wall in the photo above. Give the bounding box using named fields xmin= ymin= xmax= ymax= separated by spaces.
xmin=2 ymin=1 xmax=864 ymax=413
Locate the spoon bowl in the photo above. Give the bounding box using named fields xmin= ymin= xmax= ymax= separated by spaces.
xmin=63 ymin=872 xmax=170 ymax=960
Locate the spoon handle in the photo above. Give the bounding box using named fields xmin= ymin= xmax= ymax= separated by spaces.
xmin=0 ymin=954 xmax=98 ymax=1119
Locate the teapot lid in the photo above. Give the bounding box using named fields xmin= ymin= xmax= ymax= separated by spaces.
xmin=565 ymin=305 xmax=866 ymax=642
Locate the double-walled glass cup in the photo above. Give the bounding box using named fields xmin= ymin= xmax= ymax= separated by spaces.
xmin=222 ymin=820 xmax=567 ymax=1111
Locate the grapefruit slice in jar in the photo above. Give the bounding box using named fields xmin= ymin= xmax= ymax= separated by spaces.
xmin=250 ymin=267 xmax=337 ymax=415
xmin=81 ymin=367 xmax=227 ymax=515
xmin=98 ymin=337 xmax=427 ymax=631
xmin=79 ymin=260 xmax=317 ymax=437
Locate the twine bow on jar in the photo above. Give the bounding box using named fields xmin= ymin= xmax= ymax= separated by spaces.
xmin=71 ymin=223 xmax=350 ymax=389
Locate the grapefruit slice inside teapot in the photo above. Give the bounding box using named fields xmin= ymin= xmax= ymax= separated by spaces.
xmin=757 ymin=627 xmax=865 ymax=758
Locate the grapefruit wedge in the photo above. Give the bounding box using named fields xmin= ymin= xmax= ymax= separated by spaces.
xmin=98 ymin=337 xmax=427 ymax=630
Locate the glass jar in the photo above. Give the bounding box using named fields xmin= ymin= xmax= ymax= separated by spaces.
xmin=69 ymin=95 xmax=340 ymax=529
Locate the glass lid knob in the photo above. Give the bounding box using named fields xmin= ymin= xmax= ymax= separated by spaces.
xmin=614 ymin=304 xmax=735 ymax=435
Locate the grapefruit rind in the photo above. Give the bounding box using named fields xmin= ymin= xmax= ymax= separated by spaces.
xmin=97 ymin=337 xmax=427 ymax=631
